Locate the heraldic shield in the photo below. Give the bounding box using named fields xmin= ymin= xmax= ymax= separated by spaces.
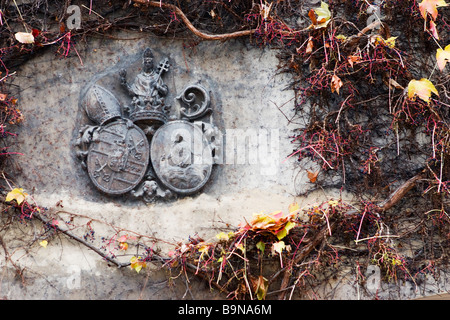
xmin=151 ymin=121 xmax=213 ymax=195
xmin=86 ymin=120 xmax=150 ymax=195
xmin=75 ymin=47 xmax=220 ymax=202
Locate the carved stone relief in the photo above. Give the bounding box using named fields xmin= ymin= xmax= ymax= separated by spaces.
xmin=75 ymin=48 xmax=220 ymax=202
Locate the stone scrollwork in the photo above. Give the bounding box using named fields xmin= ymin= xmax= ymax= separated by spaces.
xmin=177 ymin=84 xmax=211 ymax=120
xmin=75 ymin=47 xmax=220 ymax=203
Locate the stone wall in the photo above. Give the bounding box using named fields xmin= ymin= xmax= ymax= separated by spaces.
xmin=1 ymin=34 xmax=305 ymax=299
xmin=1 ymin=32 xmax=448 ymax=300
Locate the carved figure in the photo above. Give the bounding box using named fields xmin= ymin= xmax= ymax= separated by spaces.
xmin=119 ymin=48 xmax=171 ymax=127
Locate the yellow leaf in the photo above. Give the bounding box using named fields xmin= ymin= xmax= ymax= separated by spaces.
xmin=385 ymin=36 xmax=397 ymax=49
xmin=6 ymin=188 xmax=28 ymax=205
xmin=288 ymin=202 xmax=300 ymax=214
xmin=336 ymin=34 xmax=347 ymax=41
xmin=315 ymin=1 xmax=331 ymax=23
xmin=419 ymin=0 xmax=448 ymax=20
xmin=276 ymin=221 xmax=296 ymax=240
xmin=373 ymin=36 xmax=397 ymax=48
xmin=216 ymin=232 xmax=234 ymax=241
xmin=256 ymin=241 xmax=266 ymax=253
xmin=328 ymin=199 xmax=339 ymax=207
xmin=39 ymin=240 xmax=48 ymax=248
xmin=134 ymin=264 xmax=143 ymax=273
xmin=436 ymin=44 xmax=450 ymax=71
xmin=407 ymin=78 xmax=439 ymax=104
xmin=198 ymin=243 xmax=210 ymax=254
xmin=272 ymin=241 xmax=285 ymax=255
xmin=14 ymin=32 xmax=34 ymax=44
xmin=236 ymin=243 xmax=245 ymax=253
xmin=308 ymin=1 xmax=331 ymax=29
xmin=130 ymin=256 xmax=147 ymax=273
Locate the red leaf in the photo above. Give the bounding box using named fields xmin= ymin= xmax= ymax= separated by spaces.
xmin=31 ymin=28 xmax=40 ymax=37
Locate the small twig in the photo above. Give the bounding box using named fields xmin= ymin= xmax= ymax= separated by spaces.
xmin=354 ymin=234 xmax=400 ymax=244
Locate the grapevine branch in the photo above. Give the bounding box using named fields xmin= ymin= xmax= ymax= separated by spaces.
xmin=132 ymin=0 xmax=256 ymax=40
xmin=32 ymin=210 xmax=131 ymax=268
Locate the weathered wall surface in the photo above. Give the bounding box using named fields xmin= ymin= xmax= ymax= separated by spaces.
xmin=1 ymin=32 xmax=448 ymax=300
xmin=1 ymin=34 xmax=308 ymax=299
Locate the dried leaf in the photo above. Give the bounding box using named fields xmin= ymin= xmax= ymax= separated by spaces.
xmin=407 ymin=78 xmax=439 ymax=104
xmin=419 ymin=0 xmax=448 ymax=20
xmin=429 ymin=20 xmax=440 ymax=39
xmin=307 ymin=170 xmax=319 ymax=183
xmin=305 ymin=37 xmax=314 ymax=54
xmin=31 ymin=29 xmax=40 ymax=37
xmin=250 ymin=213 xmax=278 ymax=230
xmin=330 ymin=74 xmax=343 ymax=94
xmin=389 ymin=78 xmax=404 ymax=90
xmin=308 ymin=9 xmax=318 ymax=25
xmin=255 ymin=275 xmax=268 ymax=300
xmin=6 ymin=188 xmax=28 ymax=205
xmin=260 ymin=1 xmax=273 ymax=20
xmin=347 ymin=55 xmax=360 ymax=68
xmin=14 ymin=32 xmax=34 ymax=44
xmin=436 ymin=44 xmax=450 ymax=71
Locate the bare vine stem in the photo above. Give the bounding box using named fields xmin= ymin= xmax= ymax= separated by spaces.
xmin=132 ymin=0 xmax=256 ymax=40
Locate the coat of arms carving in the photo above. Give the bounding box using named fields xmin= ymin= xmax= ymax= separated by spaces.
xmin=75 ymin=48 xmax=220 ymax=202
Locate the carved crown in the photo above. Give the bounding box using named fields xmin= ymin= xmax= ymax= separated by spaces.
xmin=128 ymin=103 xmax=171 ymax=126
xmin=82 ymin=84 xmax=122 ymax=125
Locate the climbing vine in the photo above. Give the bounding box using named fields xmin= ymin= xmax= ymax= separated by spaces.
xmin=0 ymin=0 xmax=449 ymax=300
